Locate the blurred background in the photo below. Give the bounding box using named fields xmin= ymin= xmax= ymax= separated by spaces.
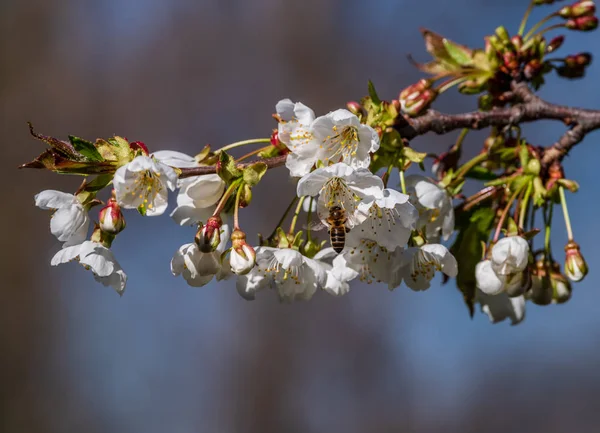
xmin=2 ymin=0 xmax=600 ymax=432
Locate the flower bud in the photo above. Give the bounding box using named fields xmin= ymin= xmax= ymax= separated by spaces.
xmin=495 ymin=26 xmax=511 ymax=44
xmin=511 ymin=35 xmax=523 ymax=51
xmin=346 ymin=101 xmax=365 ymax=117
xmin=564 ymin=241 xmax=588 ymax=282
xmin=269 ymin=130 xmax=285 ymax=152
xmin=565 ymin=15 xmax=599 ymax=30
xmin=550 ymin=265 xmax=572 ymax=304
xmin=529 ymin=259 xmax=553 ymax=305
xmin=524 ymin=59 xmax=543 ymax=80
xmin=559 ymin=1 xmax=595 ymax=18
xmin=90 ymin=224 xmax=114 ymax=248
xmin=99 ymin=198 xmax=126 ymax=235
xmin=399 ymin=80 xmax=437 ymax=117
xmin=129 ymin=141 xmax=149 ymax=155
xmin=195 ymin=215 xmax=223 ymax=253
xmin=546 ymin=35 xmax=565 ymax=53
xmin=230 ymin=229 xmax=256 ymax=275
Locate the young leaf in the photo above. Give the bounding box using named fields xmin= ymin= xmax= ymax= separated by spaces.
xmin=368 ymin=80 xmax=381 ymax=106
xmin=216 ymin=151 xmax=242 ymax=183
xmin=442 ymin=38 xmax=473 ymax=66
xmin=69 ymin=136 xmax=104 ymax=162
xmin=242 ymin=162 xmax=268 ymax=187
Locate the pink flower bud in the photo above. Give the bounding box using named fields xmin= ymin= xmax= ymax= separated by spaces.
xmin=129 ymin=141 xmax=149 ymax=155
xmin=559 ymin=1 xmax=595 ymax=18
xmin=565 ymin=15 xmax=598 ymax=30
xmin=230 ymin=229 xmax=256 ymax=275
xmin=546 ymin=35 xmax=565 ymax=53
xmin=564 ymin=241 xmax=588 ymax=282
xmin=99 ymin=198 xmax=126 ymax=235
xmin=195 ymin=215 xmax=223 ymax=253
xmin=346 ymin=101 xmax=365 ymax=117
xmin=399 ymin=80 xmax=437 ymax=117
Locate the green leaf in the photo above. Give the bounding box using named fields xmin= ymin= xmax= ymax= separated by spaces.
xmin=450 ymin=207 xmax=495 ymax=317
xmin=242 ymin=162 xmax=268 ymax=186
xmin=402 ymin=147 xmax=427 ymax=164
xmin=442 ymin=38 xmax=473 ymax=66
xmin=368 ymin=80 xmax=381 ymax=106
xmin=69 ymin=135 xmax=104 ymax=162
xmin=464 ymin=166 xmax=498 ymax=181
xmin=216 ymin=151 xmax=242 ymax=183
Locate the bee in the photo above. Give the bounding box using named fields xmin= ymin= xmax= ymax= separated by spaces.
xmin=327 ymin=205 xmax=350 ymax=253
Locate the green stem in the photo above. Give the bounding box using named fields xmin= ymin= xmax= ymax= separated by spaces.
xmin=519 ymin=180 xmax=533 ymax=229
xmin=518 ymin=1 xmax=536 ymax=37
xmin=528 ymin=23 xmax=565 ymax=40
xmin=436 ymin=76 xmax=469 ymax=94
xmin=400 ymin=169 xmax=407 ymax=194
xmin=544 ymin=202 xmax=554 ymax=257
xmin=523 ymin=13 xmax=558 ymax=40
xmin=267 ymin=195 xmax=298 ymax=241
xmin=453 ymin=128 xmax=469 ymax=151
xmin=233 ymin=182 xmax=244 ymax=230
xmin=288 ymin=196 xmax=306 ymax=235
xmin=306 ymin=197 xmax=314 ymax=241
xmin=453 ymin=152 xmax=488 ymax=181
xmin=212 ymin=180 xmax=241 ymax=217
xmin=217 ymin=138 xmax=271 ymax=153
xmin=382 ymin=164 xmax=394 ymax=188
xmin=493 ymin=184 xmax=526 ymax=242
xmin=559 ymin=186 xmax=574 ymax=241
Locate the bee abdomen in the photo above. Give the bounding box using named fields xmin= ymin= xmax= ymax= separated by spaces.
xmin=330 ymin=227 xmax=346 ymax=253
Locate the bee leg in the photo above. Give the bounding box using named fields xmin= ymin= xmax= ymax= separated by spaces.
xmin=345 ymin=227 xmax=351 ymax=233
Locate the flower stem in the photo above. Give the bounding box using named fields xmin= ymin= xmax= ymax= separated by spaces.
xmin=453 ymin=152 xmax=488 ymax=181
xmin=267 ymin=195 xmax=298 ymax=242
xmin=436 ymin=76 xmax=469 ymax=94
xmin=518 ymin=180 xmax=533 ymax=229
xmin=559 ymin=185 xmax=574 ymax=241
xmin=288 ymin=196 xmax=306 ymax=235
xmin=528 ymin=23 xmax=565 ymax=40
xmin=493 ymin=185 xmax=525 ymax=242
xmin=217 ymin=138 xmax=271 ymax=153
xmin=306 ymin=197 xmax=314 ymax=241
xmin=518 ymin=1 xmax=536 ymax=37
xmin=382 ymin=164 xmax=394 ymax=188
xmin=236 ymin=146 xmax=271 ymax=162
xmin=233 ymin=182 xmax=244 ymax=230
xmin=524 ymin=13 xmax=558 ymax=40
xmin=400 ymin=169 xmax=407 ymax=194
xmin=453 ymin=128 xmax=469 ymax=151
xmin=544 ymin=202 xmax=554 ymax=257
xmin=213 ymin=180 xmax=241 ymax=217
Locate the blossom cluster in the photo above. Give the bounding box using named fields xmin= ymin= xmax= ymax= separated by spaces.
xmin=26 ymin=1 xmax=597 ymax=326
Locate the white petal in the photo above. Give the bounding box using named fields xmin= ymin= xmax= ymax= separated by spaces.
xmin=79 ymin=243 xmax=116 ymax=277
xmin=35 ymin=190 xmax=75 ymax=209
xmin=51 ymin=244 xmax=84 ymax=266
xmin=180 ymin=174 xmax=225 ymax=208
xmin=50 ymin=205 xmax=89 ymax=243
xmin=475 ymin=260 xmax=506 ymax=295
xmin=491 ymin=236 xmax=529 ymax=275
xmin=478 ymin=291 xmax=526 ymax=325
xmin=421 ymin=243 xmax=458 ymax=278
xmin=273 ymin=248 xmax=303 ymax=269
xmin=152 ymin=150 xmax=197 ymax=168
xmin=170 ymin=205 xmax=214 ymax=226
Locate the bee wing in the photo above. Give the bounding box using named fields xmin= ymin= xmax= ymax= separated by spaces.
xmin=304 ymin=221 xmax=328 ymax=231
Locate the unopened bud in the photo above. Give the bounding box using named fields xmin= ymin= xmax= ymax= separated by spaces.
xmin=529 ymin=260 xmax=553 ymax=305
xmin=559 ymin=1 xmax=595 ymax=18
xmin=195 ymin=215 xmax=223 ymax=253
xmin=503 ymin=51 xmax=519 ymax=70
xmin=230 ymin=229 xmax=256 ymax=275
xmin=346 ymin=101 xmax=365 ymax=117
xmin=526 ymin=158 xmax=541 ymax=175
xmin=550 ymin=265 xmax=572 ymax=304
xmin=511 ymin=35 xmax=523 ymax=51
xmin=495 ymin=26 xmax=511 ymax=43
xmin=524 ymin=59 xmax=543 ymax=79
xmin=129 ymin=141 xmax=149 ymax=155
xmin=91 ymin=224 xmax=114 ymax=248
xmin=564 ymin=241 xmax=588 ymax=282
xmin=239 ymin=184 xmax=252 ymax=208
xmin=399 ymin=80 xmax=437 ymax=117
xmin=99 ymin=198 xmax=126 ymax=235
xmin=565 ymin=15 xmax=599 ymax=30
xmin=546 ymin=35 xmax=565 ymax=53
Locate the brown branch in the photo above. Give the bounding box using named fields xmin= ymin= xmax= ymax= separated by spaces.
xmin=176 ymin=82 xmax=600 ymax=178
xmin=178 ymin=154 xmax=288 ymax=178
xmin=398 ymin=82 xmax=600 ymax=168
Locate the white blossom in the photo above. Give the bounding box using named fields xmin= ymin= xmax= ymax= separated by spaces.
xmin=51 ymin=240 xmax=127 ymax=295
xmin=314 ymin=248 xmax=353 ymax=296
xmin=297 ymin=162 xmax=384 ymax=228
xmin=171 ymin=225 xmax=230 ymax=287
xmin=405 ymin=175 xmax=454 ymax=241
xmin=153 ymin=150 xmax=225 ymax=226
xmin=35 ymin=190 xmax=90 ymax=247
xmin=475 ymin=260 xmax=506 ymax=295
xmin=491 ymin=236 xmax=529 ymax=276
xmin=113 ymin=155 xmax=178 ymax=216
xmin=230 ymin=243 xmax=257 ymax=275
xmin=477 ymin=290 xmax=526 ymax=325
xmin=400 ymin=244 xmax=458 ymax=291
xmin=348 ymin=188 xmax=418 ymax=250
xmin=236 ymin=247 xmax=326 ymax=302
xmin=282 ymin=105 xmax=379 ymax=177
xmin=339 ymin=239 xmax=402 ymax=289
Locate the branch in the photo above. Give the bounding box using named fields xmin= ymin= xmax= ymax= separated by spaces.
xmin=397 ymin=82 xmax=600 ymax=167
xmin=178 ymin=154 xmax=288 ymax=178
xmin=177 ymin=83 xmax=600 ymax=178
